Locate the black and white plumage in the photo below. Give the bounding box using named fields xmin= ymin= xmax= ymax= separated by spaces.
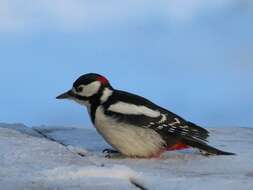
xmin=56 ymin=73 xmax=235 ymax=158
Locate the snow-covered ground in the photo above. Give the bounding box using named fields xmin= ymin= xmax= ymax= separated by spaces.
xmin=1 ymin=123 xmax=253 ymax=190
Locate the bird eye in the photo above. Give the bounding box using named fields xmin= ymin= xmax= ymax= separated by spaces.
xmin=76 ymin=86 xmax=83 ymax=92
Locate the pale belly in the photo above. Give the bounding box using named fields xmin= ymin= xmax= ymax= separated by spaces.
xmin=94 ymin=106 xmax=165 ymax=157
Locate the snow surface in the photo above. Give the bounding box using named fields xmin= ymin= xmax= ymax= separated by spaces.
xmin=0 ymin=123 xmax=253 ymax=190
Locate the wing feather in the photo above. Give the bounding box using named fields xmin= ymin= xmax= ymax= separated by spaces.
xmin=103 ymin=90 xmax=209 ymax=144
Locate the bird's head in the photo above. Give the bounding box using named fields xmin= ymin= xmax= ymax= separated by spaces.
xmin=56 ymin=73 xmax=112 ymax=105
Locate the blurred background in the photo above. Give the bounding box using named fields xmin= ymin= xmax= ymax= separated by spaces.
xmin=0 ymin=0 xmax=252 ymax=128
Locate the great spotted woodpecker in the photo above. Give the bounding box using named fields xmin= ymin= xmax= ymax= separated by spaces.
xmin=56 ymin=73 xmax=235 ymax=158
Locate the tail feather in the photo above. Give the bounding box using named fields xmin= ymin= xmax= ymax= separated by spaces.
xmin=182 ymin=139 xmax=235 ymax=156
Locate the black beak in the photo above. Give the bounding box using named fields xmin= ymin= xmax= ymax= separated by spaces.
xmin=56 ymin=90 xmax=73 ymax=99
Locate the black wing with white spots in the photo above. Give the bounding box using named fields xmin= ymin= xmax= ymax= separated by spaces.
xmin=102 ymin=90 xmax=209 ymax=144
xmin=145 ymin=114 xmax=209 ymax=143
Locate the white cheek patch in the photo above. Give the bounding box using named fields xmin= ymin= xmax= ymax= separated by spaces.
xmin=108 ymin=102 xmax=160 ymax=118
xmin=78 ymin=81 xmax=101 ymax=97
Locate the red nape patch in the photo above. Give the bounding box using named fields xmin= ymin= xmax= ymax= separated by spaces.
xmin=166 ymin=142 xmax=189 ymax=151
xmin=97 ymin=76 xmax=109 ymax=85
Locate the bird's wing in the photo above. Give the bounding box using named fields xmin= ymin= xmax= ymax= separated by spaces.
xmin=103 ymin=90 xmax=209 ymax=144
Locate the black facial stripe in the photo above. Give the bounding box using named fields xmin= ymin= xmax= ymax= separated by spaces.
xmin=73 ymin=94 xmax=89 ymax=101
xmin=89 ymin=87 xmax=105 ymax=124
xmin=72 ymin=83 xmax=114 ymax=124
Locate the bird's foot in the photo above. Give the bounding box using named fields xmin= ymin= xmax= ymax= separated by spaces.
xmin=102 ymin=149 xmax=125 ymax=159
xmin=103 ymin=148 xmax=119 ymax=154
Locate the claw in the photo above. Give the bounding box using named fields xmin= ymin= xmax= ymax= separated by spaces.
xmin=102 ymin=149 xmax=119 ymax=154
xmin=105 ymin=154 xmax=112 ymax=158
xmin=102 ymin=149 xmax=124 ymax=159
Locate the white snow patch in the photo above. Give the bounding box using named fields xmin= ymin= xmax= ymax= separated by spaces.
xmin=67 ymin=145 xmax=88 ymax=156
xmin=43 ymin=165 xmax=139 ymax=180
xmin=1 ymin=123 xmax=253 ymax=190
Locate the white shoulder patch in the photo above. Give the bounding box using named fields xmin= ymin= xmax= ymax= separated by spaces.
xmin=100 ymin=88 xmax=113 ymax=103
xmin=108 ymin=102 xmax=160 ymax=118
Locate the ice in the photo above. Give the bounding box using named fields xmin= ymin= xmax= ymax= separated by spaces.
xmin=0 ymin=123 xmax=253 ymax=190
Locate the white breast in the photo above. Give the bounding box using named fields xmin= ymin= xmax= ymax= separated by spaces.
xmin=94 ymin=106 xmax=165 ymax=157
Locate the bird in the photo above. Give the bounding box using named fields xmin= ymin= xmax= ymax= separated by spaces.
xmin=56 ymin=73 xmax=235 ymax=158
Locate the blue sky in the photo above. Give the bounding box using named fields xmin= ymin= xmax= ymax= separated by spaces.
xmin=0 ymin=0 xmax=252 ymax=127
